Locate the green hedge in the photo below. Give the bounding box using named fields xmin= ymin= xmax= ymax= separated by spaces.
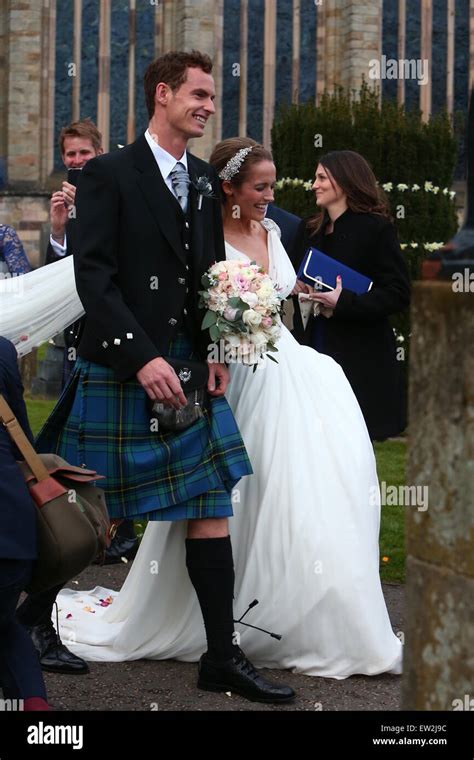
xmin=272 ymin=82 xmax=458 ymax=186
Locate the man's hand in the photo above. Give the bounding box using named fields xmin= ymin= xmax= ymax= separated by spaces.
xmin=207 ymin=362 xmax=229 ymax=397
xmin=50 ymin=182 xmax=76 ymax=241
xmin=137 ymin=357 xmax=187 ymax=409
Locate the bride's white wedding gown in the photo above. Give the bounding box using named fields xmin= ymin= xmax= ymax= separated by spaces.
xmin=46 ymin=223 xmax=402 ymax=678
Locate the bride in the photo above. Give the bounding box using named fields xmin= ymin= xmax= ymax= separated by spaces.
xmin=3 ymin=138 xmax=402 ymax=679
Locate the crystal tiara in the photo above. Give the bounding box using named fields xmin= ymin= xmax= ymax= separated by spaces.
xmin=218 ymin=146 xmax=254 ymax=181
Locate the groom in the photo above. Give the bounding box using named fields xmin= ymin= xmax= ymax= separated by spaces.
xmin=37 ymin=51 xmax=294 ymax=704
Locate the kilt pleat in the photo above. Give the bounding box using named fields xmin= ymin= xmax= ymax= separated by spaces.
xmin=36 ymin=335 xmax=252 ymax=521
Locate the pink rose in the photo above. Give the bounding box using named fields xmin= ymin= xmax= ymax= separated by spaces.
xmin=262 ymin=317 xmax=273 ymax=328
xmin=235 ymin=275 xmax=250 ymax=291
xmin=218 ymin=272 xmax=228 ymax=281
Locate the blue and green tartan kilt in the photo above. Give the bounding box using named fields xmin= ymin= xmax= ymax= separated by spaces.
xmin=35 ymin=334 xmax=252 ymax=521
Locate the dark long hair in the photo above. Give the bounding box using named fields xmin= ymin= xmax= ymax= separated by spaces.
xmin=307 ymin=150 xmax=390 ymax=235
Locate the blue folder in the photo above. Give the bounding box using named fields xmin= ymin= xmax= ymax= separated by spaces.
xmin=297 ymin=247 xmax=373 ymax=293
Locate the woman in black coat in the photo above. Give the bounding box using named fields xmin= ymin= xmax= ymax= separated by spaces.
xmin=290 ymin=151 xmax=410 ymax=441
xmin=0 ymin=336 xmax=50 ymax=710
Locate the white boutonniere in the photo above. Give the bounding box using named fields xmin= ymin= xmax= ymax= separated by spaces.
xmin=192 ymin=175 xmax=215 ymax=210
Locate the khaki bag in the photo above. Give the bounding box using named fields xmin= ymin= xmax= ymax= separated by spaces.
xmin=0 ymin=394 xmax=110 ymax=594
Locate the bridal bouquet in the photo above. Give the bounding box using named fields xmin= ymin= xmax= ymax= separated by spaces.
xmin=198 ymin=260 xmax=282 ymax=366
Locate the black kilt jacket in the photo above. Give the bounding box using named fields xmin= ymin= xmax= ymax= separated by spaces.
xmin=74 ymin=134 xmax=226 ymax=382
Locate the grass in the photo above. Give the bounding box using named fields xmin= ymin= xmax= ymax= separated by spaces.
xmin=25 ymin=397 xmax=56 ymax=437
xmin=36 ymin=342 xmax=48 ymax=363
xmin=25 ymin=399 xmax=406 ymax=583
xmin=374 ymin=440 xmax=406 ymax=584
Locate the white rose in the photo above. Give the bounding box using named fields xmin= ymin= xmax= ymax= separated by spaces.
xmin=225 ymin=334 xmax=242 ymax=349
xmin=249 ymin=330 xmax=267 ymax=349
xmin=242 ymin=309 xmax=262 ymax=327
xmin=241 ymin=291 xmax=259 ymax=308
xmin=268 ymin=324 xmax=282 ymax=342
xmin=258 ymin=283 xmax=273 ymax=298
xmin=211 ymin=261 xmax=227 ymax=275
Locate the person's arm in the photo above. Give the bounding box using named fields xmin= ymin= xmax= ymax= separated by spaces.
xmin=0 ymin=338 xmax=34 ymax=447
xmin=333 ymin=221 xmax=411 ymax=323
xmin=2 ymin=227 xmax=32 ymax=275
xmin=74 ymin=157 xmax=162 ymax=381
xmin=46 ymin=181 xmax=78 ymax=264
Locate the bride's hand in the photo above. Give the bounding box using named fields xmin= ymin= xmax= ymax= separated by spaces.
xmin=291 ymin=280 xmax=311 ymax=297
xmin=207 ymin=362 xmax=229 ymax=396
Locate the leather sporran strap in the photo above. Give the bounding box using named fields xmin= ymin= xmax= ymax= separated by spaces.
xmin=0 ymin=393 xmax=49 ymax=482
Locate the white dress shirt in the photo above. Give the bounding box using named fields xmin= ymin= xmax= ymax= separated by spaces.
xmin=49 ymin=233 xmax=68 ymax=258
xmin=144 ymin=129 xmax=188 ymax=198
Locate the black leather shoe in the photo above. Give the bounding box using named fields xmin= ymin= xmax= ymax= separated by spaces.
xmin=198 ymin=649 xmax=295 ymax=703
xmin=100 ymin=535 xmax=139 ymax=565
xmin=28 ymin=621 xmax=90 ymax=675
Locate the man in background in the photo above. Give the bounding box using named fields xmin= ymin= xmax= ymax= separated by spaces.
xmin=46 ymin=120 xmax=138 ymax=561
xmin=46 ymin=118 xmax=103 ymax=265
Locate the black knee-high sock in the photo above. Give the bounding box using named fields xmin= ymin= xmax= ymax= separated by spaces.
xmin=186 ymin=535 xmax=237 ymax=662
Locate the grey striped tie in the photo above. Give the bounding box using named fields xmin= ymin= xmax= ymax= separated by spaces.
xmin=169 ymin=162 xmax=190 ymax=213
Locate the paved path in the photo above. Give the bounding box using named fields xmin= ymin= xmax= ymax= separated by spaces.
xmin=45 ymin=563 xmax=404 ymax=712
